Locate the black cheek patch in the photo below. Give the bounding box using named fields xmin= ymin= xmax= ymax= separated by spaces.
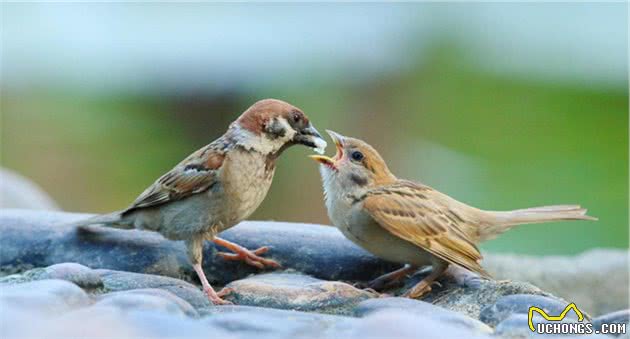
xmin=349 ymin=173 xmax=368 ymax=186
xmin=266 ymin=118 xmax=287 ymax=139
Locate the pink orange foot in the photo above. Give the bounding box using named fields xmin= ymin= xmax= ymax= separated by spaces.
xmin=213 ymin=237 xmax=281 ymax=269
xmin=205 ymin=287 xmax=232 ymax=305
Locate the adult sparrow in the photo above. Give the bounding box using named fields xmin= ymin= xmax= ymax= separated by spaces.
xmin=310 ymin=130 xmax=596 ymax=299
xmin=70 ymin=99 xmax=327 ymax=304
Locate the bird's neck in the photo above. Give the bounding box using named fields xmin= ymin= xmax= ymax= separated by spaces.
xmin=226 ymin=124 xmax=291 ymax=156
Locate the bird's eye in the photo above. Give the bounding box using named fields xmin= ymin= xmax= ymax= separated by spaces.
xmin=351 ymin=151 xmax=364 ymax=162
xmin=292 ymin=112 xmax=301 ymax=123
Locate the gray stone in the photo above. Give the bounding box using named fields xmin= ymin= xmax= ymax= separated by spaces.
xmin=122 ymin=311 xmax=230 ymax=339
xmin=495 ymin=314 xmax=567 ymax=338
xmin=95 ymin=288 xmax=198 ymax=317
xmin=0 ymin=279 xmax=91 ymax=315
xmin=1 ymin=208 xmax=623 ymax=330
xmin=222 ymin=272 xmax=374 ymax=315
xmin=0 ymin=263 xmax=103 ymax=290
xmin=0 ymin=209 xmax=397 ymax=283
xmin=355 ymin=297 xmax=492 ymax=334
xmin=96 ymin=269 xmax=212 ymax=309
xmin=3 ymin=300 xmax=355 ymax=339
xmin=342 ymin=309 xmax=493 ymax=339
xmin=202 ymin=305 xmax=356 ymax=339
xmin=0 ymin=168 xmax=59 ymax=210
xmin=44 ymin=263 xmax=103 ymax=289
xmin=0 ymin=264 xmax=211 ymax=310
xmin=494 ymin=314 xmax=536 ymax=338
xmin=201 ymin=306 xmax=495 ymax=339
xmin=480 ymin=294 xmax=582 ymax=327
xmin=5 ymin=305 xmax=225 ymax=339
xmin=407 ymin=267 xmax=563 ymax=321
xmin=485 ymin=249 xmax=629 ymax=316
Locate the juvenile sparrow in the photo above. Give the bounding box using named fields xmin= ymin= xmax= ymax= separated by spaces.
xmin=70 ymin=99 xmax=327 ymax=304
xmin=311 ymin=131 xmax=596 ymax=299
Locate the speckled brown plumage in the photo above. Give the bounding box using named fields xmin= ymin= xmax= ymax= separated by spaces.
xmin=312 ymin=130 xmax=596 ymax=299
xmin=69 ymin=99 xmax=326 ymax=305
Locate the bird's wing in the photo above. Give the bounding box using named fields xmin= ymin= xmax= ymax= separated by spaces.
xmin=362 ymin=181 xmax=489 ymax=277
xmin=124 ymin=143 xmax=226 ymax=213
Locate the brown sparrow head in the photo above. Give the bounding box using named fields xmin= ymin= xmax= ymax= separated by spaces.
xmin=310 ymin=130 xmax=396 ymax=201
xmin=231 ymin=99 xmax=327 ymax=155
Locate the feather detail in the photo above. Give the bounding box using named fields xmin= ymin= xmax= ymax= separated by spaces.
xmin=124 ymin=142 xmax=227 ymax=214
xmin=478 ymin=205 xmax=597 ymax=241
xmin=362 ymin=181 xmax=490 ymax=277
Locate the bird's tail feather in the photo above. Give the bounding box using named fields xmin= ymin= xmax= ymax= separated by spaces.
xmin=60 ymin=211 xmax=132 ymax=229
xmin=479 ymin=205 xmax=597 ymax=241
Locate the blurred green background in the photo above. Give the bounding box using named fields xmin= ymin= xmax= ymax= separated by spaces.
xmin=1 ymin=3 xmax=627 ymax=255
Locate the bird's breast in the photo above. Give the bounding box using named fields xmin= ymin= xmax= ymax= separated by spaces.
xmin=336 ymin=203 xmax=434 ymax=267
xmin=219 ymin=150 xmax=275 ymax=226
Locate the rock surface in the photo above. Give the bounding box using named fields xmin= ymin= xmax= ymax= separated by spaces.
xmin=94 ymin=289 xmax=198 ymax=317
xmin=223 ymin=272 xmax=374 ymax=315
xmin=1 ymin=209 xmax=628 ymax=339
xmin=480 ymin=294 xmax=583 ymax=327
xmin=0 ymin=262 xmax=103 ymax=290
xmin=0 ymin=209 xmax=397 ymax=282
xmin=0 ymin=279 xmax=91 ymax=314
xmin=0 ymin=168 xmax=59 ymax=210
xmin=202 ymin=305 xmax=356 ymax=339
xmin=411 ymin=267 xmax=563 ymax=321
xmin=355 ymin=297 xmax=493 ymax=333
xmin=96 ymin=269 xmax=212 ymax=309
xmin=485 ymin=250 xmax=629 ymax=316
xmin=345 ymin=310 xmax=493 ymax=339
xmin=2 ymin=209 xmax=627 ymax=317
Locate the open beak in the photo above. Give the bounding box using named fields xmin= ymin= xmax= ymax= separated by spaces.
xmin=294 ymin=123 xmax=327 ymax=154
xmin=308 ymin=130 xmax=345 ymax=170
xmin=309 ymin=154 xmax=336 ymax=169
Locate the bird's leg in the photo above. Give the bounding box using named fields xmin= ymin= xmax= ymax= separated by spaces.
xmin=402 ymin=262 xmax=448 ymax=299
xmin=368 ymin=264 xmax=419 ymax=290
xmin=212 ymin=237 xmax=281 ymax=269
xmin=446 ymin=265 xmax=486 ymax=288
xmin=187 ymin=238 xmax=231 ymax=305
xmin=192 ymin=263 xmax=232 ymax=305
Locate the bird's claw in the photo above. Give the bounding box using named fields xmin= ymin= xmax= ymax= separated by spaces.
xmin=217 ymin=287 xmax=234 ymax=298
xmin=217 ymin=247 xmax=281 ymax=270
xmin=204 ymin=287 xmax=233 ymax=305
xmin=367 ymin=278 xmax=385 ymax=290
xmin=251 ymin=246 xmax=269 ymax=255
xmin=368 ymin=276 xmax=402 ymax=290
xmin=367 ymin=265 xmax=418 ymax=291
xmin=403 ymin=280 xmax=441 ymax=299
xmin=402 ymin=284 xmax=432 ymax=299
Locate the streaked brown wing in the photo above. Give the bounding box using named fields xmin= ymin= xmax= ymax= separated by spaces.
xmin=124 ymin=145 xmax=226 ymax=213
xmin=362 ymin=181 xmax=490 ymax=277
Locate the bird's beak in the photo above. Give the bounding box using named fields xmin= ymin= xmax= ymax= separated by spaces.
xmin=309 ymin=154 xmax=336 ymax=169
xmin=294 ymin=123 xmax=327 ymax=154
xmin=308 ymin=130 xmax=345 ymax=170
xmin=326 ymin=130 xmax=345 ymax=153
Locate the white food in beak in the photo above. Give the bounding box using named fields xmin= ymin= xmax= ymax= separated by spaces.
xmin=313 ymin=137 xmax=327 ymax=155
